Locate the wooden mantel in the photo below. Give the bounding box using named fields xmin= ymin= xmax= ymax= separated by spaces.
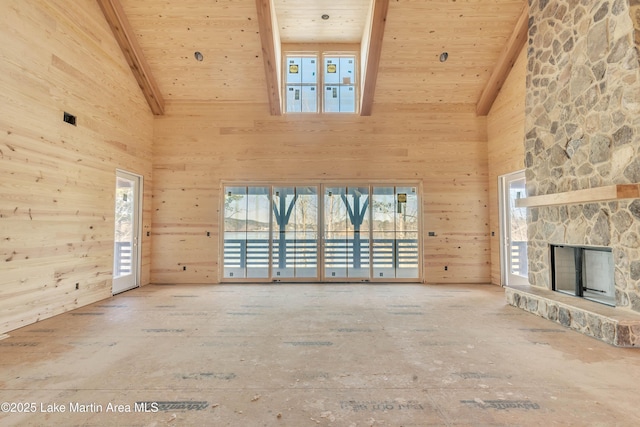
xmin=516 ymin=184 xmax=640 ymax=208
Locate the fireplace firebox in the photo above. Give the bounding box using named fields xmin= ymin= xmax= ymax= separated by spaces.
xmin=550 ymin=245 xmax=615 ymax=307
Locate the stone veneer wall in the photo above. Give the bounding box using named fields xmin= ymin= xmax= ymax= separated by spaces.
xmin=525 ymin=0 xmax=640 ymax=312
xmin=633 ymin=1 xmax=640 ymax=47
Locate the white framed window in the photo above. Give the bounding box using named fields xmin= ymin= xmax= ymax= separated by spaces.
xmin=323 ymin=56 xmax=356 ymax=113
xmin=284 ymin=52 xmax=357 ymax=114
xmin=285 ymin=55 xmax=318 ymax=113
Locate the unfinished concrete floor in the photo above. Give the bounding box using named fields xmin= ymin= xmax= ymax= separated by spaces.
xmin=1 ymin=283 xmax=639 ymax=426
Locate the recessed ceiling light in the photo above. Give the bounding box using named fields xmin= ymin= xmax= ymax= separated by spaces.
xmin=194 ymin=51 xmax=204 ymax=61
xmin=321 ymin=14 xmax=330 ymax=20
xmin=439 ymin=52 xmax=448 ymax=62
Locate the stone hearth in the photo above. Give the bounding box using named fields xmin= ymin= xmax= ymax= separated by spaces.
xmin=506 ymin=285 xmax=640 ymax=346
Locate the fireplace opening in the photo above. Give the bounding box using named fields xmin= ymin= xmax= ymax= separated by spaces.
xmin=550 ymin=245 xmax=615 ymax=307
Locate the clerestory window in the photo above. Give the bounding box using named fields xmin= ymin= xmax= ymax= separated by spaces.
xmin=285 ymin=52 xmax=357 ymax=114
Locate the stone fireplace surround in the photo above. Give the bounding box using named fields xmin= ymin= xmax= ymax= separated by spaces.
xmin=506 ymin=185 xmax=640 ymax=347
xmin=505 ymin=0 xmax=640 ymax=347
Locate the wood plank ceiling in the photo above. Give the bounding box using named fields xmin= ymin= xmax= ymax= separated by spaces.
xmin=274 ymin=0 xmax=372 ymax=43
xmin=118 ymin=0 xmax=525 ymax=112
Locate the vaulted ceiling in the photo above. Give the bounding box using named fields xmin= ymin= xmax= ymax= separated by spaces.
xmin=273 ymin=0 xmax=372 ymax=43
xmin=115 ymin=0 xmax=526 ymax=113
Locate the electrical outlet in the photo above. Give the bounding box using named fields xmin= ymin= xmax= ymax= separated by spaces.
xmin=444 ymin=266 xmax=448 ymax=271
xmin=63 ymin=112 xmax=77 ymax=126
xmin=428 ymin=231 xmax=436 ymax=237
xmin=183 ymin=266 xmax=186 ymax=271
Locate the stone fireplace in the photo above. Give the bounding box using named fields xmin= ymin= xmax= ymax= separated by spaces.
xmin=505 ymin=0 xmax=640 ymax=346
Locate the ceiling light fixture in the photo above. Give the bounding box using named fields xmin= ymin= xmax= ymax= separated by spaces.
xmin=194 ymin=51 xmax=204 ymax=61
xmin=439 ymin=52 xmax=448 ymax=62
xmin=321 ymin=14 xmax=330 ymax=20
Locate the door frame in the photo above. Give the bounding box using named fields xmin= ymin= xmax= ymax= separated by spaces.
xmin=498 ymin=170 xmax=528 ymax=287
xmin=112 ymin=169 xmax=143 ymax=294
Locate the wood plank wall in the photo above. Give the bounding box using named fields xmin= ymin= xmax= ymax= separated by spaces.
xmin=152 ymin=103 xmax=490 ymax=284
xmin=0 ymin=1 xmax=154 ymax=334
xmin=487 ymin=46 xmax=527 ymax=285
xmin=0 ymin=1 xmax=526 ymax=334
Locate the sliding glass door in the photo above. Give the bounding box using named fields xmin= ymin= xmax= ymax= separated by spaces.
xmin=272 ymin=186 xmax=318 ymax=279
xmin=222 ymin=183 xmax=420 ymax=282
xmin=347 ymin=186 xmax=371 ymax=279
xmin=324 ymin=186 xmax=347 ymax=278
xmin=323 ymin=186 xmax=371 ymax=280
xmin=371 ymin=186 xmax=419 ymax=279
xmin=223 ymin=186 xmax=270 ymax=279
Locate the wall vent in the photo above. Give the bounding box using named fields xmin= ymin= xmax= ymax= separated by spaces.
xmin=63 ymin=112 xmax=76 ymax=126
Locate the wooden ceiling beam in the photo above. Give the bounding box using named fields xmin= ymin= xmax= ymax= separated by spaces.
xmin=256 ymin=0 xmax=282 ymax=116
xmin=476 ymin=3 xmax=528 ymax=116
xmin=360 ymin=0 xmax=389 ymax=116
xmin=97 ymin=0 xmax=165 ymax=115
